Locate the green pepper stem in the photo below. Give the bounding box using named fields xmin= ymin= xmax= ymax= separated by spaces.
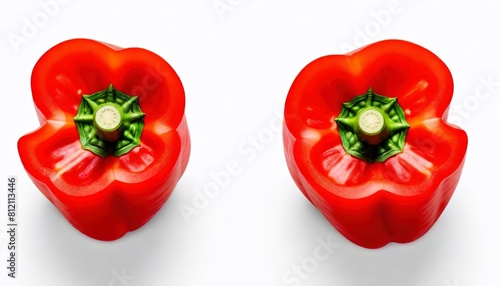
xmin=355 ymin=107 xmax=388 ymax=145
xmin=93 ymin=104 xmax=124 ymax=142
xmin=335 ymin=88 xmax=410 ymax=163
xmin=74 ymin=84 xmax=145 ymax=157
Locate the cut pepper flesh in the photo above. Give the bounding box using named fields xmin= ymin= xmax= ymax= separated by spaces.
xmin=18 ymin=39 xmax=190 ymax=241
xmin=283 ymin=40 xmax=468 ymax=248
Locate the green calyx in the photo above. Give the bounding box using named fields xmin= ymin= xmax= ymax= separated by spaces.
xmin=74 ymin=84 xmax=145 ymax=157
xmin=334 ymin=88 xmax=409 ymax=163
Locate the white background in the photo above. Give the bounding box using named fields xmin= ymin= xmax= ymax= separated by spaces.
xmin=1 ymin=0 xmax=499 ymax=285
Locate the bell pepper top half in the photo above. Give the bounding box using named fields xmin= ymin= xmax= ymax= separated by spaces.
xmin=283 ymin=39 xmax=468 ymax=248
xmin=18 ymin=39 xmax=190 ymax=240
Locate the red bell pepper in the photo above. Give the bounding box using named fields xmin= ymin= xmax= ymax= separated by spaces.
xmin=283 ymin=40 xmax=468 ymax=248
xmin=18 ymin=39 xmax=190 ymax=241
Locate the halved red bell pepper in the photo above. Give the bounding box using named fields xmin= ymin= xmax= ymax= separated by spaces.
xmin=283 ymin=40 xmax=467 ymax=248
xmin=18 ymin=39 xmax=190 ymax=241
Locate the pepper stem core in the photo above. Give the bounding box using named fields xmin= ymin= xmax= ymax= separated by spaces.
xmin=94 ymin=104 xmax=124 ymax=142
xmin=356 ymin=107 xmax=388 ymax=145
xmin=74 ymin=84 xmax=145 ymax=157
xmin=335 ymin=88 xmax=409 ymax=163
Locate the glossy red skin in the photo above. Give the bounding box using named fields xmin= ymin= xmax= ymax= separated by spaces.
xmin=283 ymin=40 xmax=468 ymax=248
xmin=18 ymin=39 xmax=190 ymax=241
